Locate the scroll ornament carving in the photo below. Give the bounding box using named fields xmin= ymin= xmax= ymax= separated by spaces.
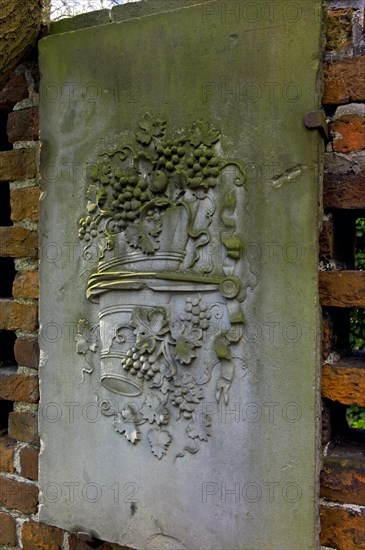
xmin=77 ymin=116 xmax=248 ymax=459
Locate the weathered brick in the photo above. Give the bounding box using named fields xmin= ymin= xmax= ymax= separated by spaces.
xmin=323 ymin=56 xmax=365 ymax=104
xmin=331 ymin=115 xmax=365 ymax=153
xmin=0 ymin=149 xmax=37 ymax=182
xmin=0 ymin=475 xmax=38 ymax=514
xmin=0 ymin=435 xmax=16 ymax=473
xmin=0 ymin=71 xmax=28 ymax=109
xmin=0 ymin=299 xmax=38 ymax=331
xmin=0 ymin=226 xmax=38 ymax=258
xmin=14 ymin=337 xmax=39 ymax=369
xmin=320 ymin=215 xmax=335 ymax=262
xmin=321 ymin=448 xmax=365 ymax=506
xmin=8 ymin=411 xmax=39 ymax=444
xmin=320 ymin=504 xmax=365 ymax=549
xmin=10 ymin=186 xmax=40 ymax=222
xmin=322 ymin=315 xmax=334 ymax=360
xmin=319 ymin=270 xmax=365 ymax=307
xmin=20 ymin=446 xmax=38 ymax=481
xmin=322 ymin=355 xmax=365 ymax=407
xmin=0 ymin=511 xmax=17 ymax=546
xmin=326 ymin=9 xmax=353 ymax=52
xmin=13 ymin=271 xmax=39 ymax=299
xmin=0 ymin=367 xmax=38 ymax=403
xmin=22 ymin=521 xmax=64 ymax=550
xmin=7 ymin=107 xmax=39 ymax=143
xmin=324 ymin=169 xmax=365 ymax=209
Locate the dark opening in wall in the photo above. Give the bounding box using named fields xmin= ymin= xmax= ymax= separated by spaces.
xmin=0 ymin=400 xmax=13 ymax=433
xmin=0 ymin=111 xmax=12 ymax=151
xmin=0 ymin=257 xmax=16 ymax=297
xmin=0 ymin=183 xmax=12 ymax=226
xmin=0 ymin=330 xmax=16 ymax=366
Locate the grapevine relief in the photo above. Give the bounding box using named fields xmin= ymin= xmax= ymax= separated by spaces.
xmin=77 ymin=115 xmax=247 ymax=459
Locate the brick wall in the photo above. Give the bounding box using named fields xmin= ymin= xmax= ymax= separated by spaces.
xmin=0 ymin=2 xmax=364 ymax=549
xmin=319 ymin=2 xmax=365 ymax=550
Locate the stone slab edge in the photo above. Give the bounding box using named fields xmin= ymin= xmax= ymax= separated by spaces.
xmin=49 ymin=0 xmax=215 ymax=34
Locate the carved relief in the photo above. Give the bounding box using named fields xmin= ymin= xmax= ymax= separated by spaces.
xmin=77 ymin=116 xmax=247 ymax=459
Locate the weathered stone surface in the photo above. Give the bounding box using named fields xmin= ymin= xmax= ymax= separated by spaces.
xmin=22 ymin=521 xmax=64 ymax=550
xmin=320 ymin=444 xmax=365 ymax=506
xmin=38 ymin=1 xmax=322 ymax=549
xmin=322 ymin=355 xmax=365 ymax=407
xmin=0 ymin=367 xmax=39 ymax=402
xmin=10 ymin=186 xmax=40 ymax=221
xmin=320 ymin=505 xmax=365 ymax=550
xmin=0 ymin=299 xmax=38 ymax=331
xmin=0 ymin=226 xmax=38 ymax=258
xmin=330 ymin=115 xmax=365 ymax=153
xmin=13 ymin=270 xmax=39 ymax=299
xmin=319 ymin=270 xmax=365 ymax=307
xmin=0 ymin=435 xmax=16 ymax=473
xmin=0 ymin=475 xmax=38 ymax=514
xmin=19 ymin=445 xmax=39 ymax=481
xmin=323 ymin=56 xmax=365 ymax=104
xmin=0 ymin=71 xmax=28 ymax=109
xmin=14 ymin=337 xmax=39 ymax=369
xmin=0 ymin=148 xmax=37 ymax=182
xmin=8 ymin=411 xmax=39 ymax=444
xmin=326 ymin=9 xmax=353 ymax=52
xmin=324 ymin=168 xmax=365 ymax=209
xmin=0 ymin=511 xmax=17 ymax=546
xmin=7 ymin=106 xmax=39 ymax=143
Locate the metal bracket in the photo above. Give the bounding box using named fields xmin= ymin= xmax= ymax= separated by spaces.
xmin=304 ymin=110 xmax=329 ymax=142
xmin=76 ymin=532 xmax=103 ymax=548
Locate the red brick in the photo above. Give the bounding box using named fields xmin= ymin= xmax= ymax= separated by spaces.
xmin=331 ymin=115 xmax=365 ymax=153
xmin=7 ymin=107 xmax=39 ymax=143
xmin=326 ymin=9 xmax=353 ymax=52
xmin=14 ymin=337 xmax=39 ymax=369
xmin=0 ymin=71 xmax=28 ymax=109
xmin=319 ymin=270 xmax=365 ymax=307
xmin=0 ymin=367 xmax=38 ymax=403
xmin=320 ymin=505 xmax=365 ymax=550
xmin=322 ymin=355 xmax=365 ymax=407
xmin=324 ymin=169 xmax=365 ymax=209
xmin=19 ymin=446 xmax=38 ymax=481
xmin=0 ymin=511 xmax=17 ymax=546
xmin=8 ymin=411 xmax=39 ymax=444
xmin=13 ymin=271 xmax=39 ymax=299
xmin=0 ymin=299 xmax=38 ymax=331
xmin=22 ymin=521 xmax=64 ymax=550
xmin=0 ymin=435 xmax=16 ymax=473
xmin=323 ymin=57 xmax=365 ymax=104
xmin=0 ymin=475 xmax=38 ymax=514
xmin=0 ymin=226 xmax=38 ymax=258
xmin=0 ymin=149 xmax=37 ymax=182
xmin=321 ymin=450 xmax=365 ymax=506
xmin=10 ymin=186 xmax=40 ymax=222
xmin=322 ymin=315 xmax=334 ymax=361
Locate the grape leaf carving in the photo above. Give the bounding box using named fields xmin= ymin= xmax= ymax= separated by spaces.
xmin=187 ymin=414 xmax=211 ymax=442
xmin=141 ymin=393 xmax=170 ymax=425
xmin=113 ymin=406 xmax=143 ymax=444
xmin=148 ymin=428 xmax=172 ymax=459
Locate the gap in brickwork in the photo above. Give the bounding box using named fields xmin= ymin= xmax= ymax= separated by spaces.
xmin=0 ymin=329 xmax=16 ymax=366
xmin=332 ymin=210 xmax=357 ymax=268
xmin=0 ymin=111 xmax=12 ymax=151
xmin=0 ymin=400 xmax=13 ymax=434
xmin=0 ymin=183 xmax=12 ymax=226
xmin=0 ymin=258 xmax=16 ymax=297
xmin=326 ymin=307 xmax=351 ymax=352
